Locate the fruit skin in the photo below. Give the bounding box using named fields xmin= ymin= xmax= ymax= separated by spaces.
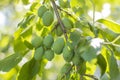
xmin=63 ymin=44 xmax=74 ymax=62
xmin=70 ymin=29 xmax=82 ymax=42
xmin=43 ymin=35 xmax=54 ymax=48
xmin=56 ymin=26 xmax=63 ymax=36
xmin=70 ymin=28 xmax=82 ymax=46
xmin=31 ymin=36 xmax=43 ymax=48
xmin=42 ymin=11 xmax=54 ymax=26
xmin=38 ymin=5 xmax=48 ymax=18
xmin=44 ymin=49 xmax=54 ymax=61
xmin=52 ymin=37 xmax=65 ymax=54
xmin=62 ymin=17 xmax=73 ymax=29
xmin=72 ymin=54 xmax=84 ymax=65
xmin=34 ymin=46 xmax=44 ymax=60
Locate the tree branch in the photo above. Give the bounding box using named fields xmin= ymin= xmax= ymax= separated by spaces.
xmin=57 ymin=6 xmax=77 ymax=21
xmin=61 ymin=64 xmax=74 ymax=79
xmin=51 ymin=0 xmax=68 ymax=40
xmin=103 ymin=42 xmax=120 ymax=47
xmin=111 ymin=35 xmax=120 ymax=43
xmin=51 ymin=22 xmax=59 ymax=32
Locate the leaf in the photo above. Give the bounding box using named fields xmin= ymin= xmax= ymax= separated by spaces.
xmin=20 ymin=26 xmax=33 ymax=41
xmin=17 ymin=58 xmax=40 ymax=80
xmin=97 ymin=54 xmax=107 ymax=77
xmin=18 ymin=14 xmax=35 ymax=28
xmin=24 ymin=40 xmax=33 ymax=49
xmin=0 ymin=53 xmax=22 ymax=72
xmin=0 ymin=35 xmax=10 ymax=52
xmin=70 ymin=0 xmax=85 ymax=8
xmin=14 ymin=27 xmax=24 ymax=39
xmin=88 ymin=23 xmax=98 ymax=37
xmin=30 ymin=2 xmax=39 ymax=11
xmin=36 ymin=21 xmax=43 ymax=31
xmin=38 ymin=59 xmax=47 ymax=77
xmin=99 ymin=28 xmax=118 ymax=41
xmin=101 ymin=73 xmax=110 ymax=80
xmin=22 ymin=0 xmax=29 ymax=5
xmin=81 ymin=46 xmax=97 ymax=61
xmin=78 ymin=62 xmax=86 ymax=75
xmin=106 ymin=52 xmax=120 ymax=80
xmin=41 ymin=27 xmax=49 ymax=37
xmin=24 ymin=14 xmax=35 ymax=26
xmin=70 ymin=0 xmax=86 ymax=16
xmin=13 ymin=37 xmax=27 ymax=54
xmin=97 ymin=19 xmax=120 ymax=33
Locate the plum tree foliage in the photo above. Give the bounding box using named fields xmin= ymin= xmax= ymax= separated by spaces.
xmin=1 ymin=0 xmax=120 ymax=80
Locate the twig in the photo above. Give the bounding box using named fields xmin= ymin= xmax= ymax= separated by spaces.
xmin=103 ymin=42 xmax=120 ymax=47
xmin=51 ymin=0 xmax=68 ymax=40
xmin=61 ymin=64 xmax=74 ymax=79
xmin=51 ymin=22 xmax=59 ymax=32
xmin=81 ymin=74 xmax=98 ymax=80
xmin=57 ymin=6 xmax=77 ymax=21
xmin=111 ymin=35 xmax=120 ymax=43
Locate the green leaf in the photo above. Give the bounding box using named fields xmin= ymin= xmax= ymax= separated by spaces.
xmin=0 ymin=35 xmax=10 ymax=52
xmin=24 ymin=14 xmax=35 ymax=26
xmin=101 ymin=73 xmax=110 ymax=80
xmin=99 ymin=28 xmax=118 ymax=41
xmin=20 ymin=26 xmax=33 ymax=41
xmin=0 ymin=53 xmax=22 ymax=72
xmin=70 ymin=0 xmax=85 ymax=8
xmin=97 ymin=19 xmax=120 ymax=33
xmin=97 ymin=54 xmax=107 ymax=77
xmin=81 ymin=46 xmax=97 ymax=61
xmin=24 ymin=40 xmax=33 ymax=49
xmin=78 ymin=62 xmax=86 ymax=75
xmin=36 ymin=21 xmax=43 ymax=31
xmin=18 ymin=58 xmax=40 ymax=80
xmin=18 ymin=14 xmax=35 ymax=28
xmin=58 ymin=0 xmax=70 ymax=8
xmin=41 ymin=27 xmax=49 ymax=37
xmin=22 ymin=0 xmax=29 ymax=5
xmin=38 ymin=59 xmax=47 ymax=77
xmin=13 ymin=37 xmax=27 ymax=54
xmin=70 ymin=0 xmax=86 ymax=16
xmin=14 ymin=27 xmax=24 ymax=39
xmin=30 ymin=2 xmax=39 ymax=11
xmin=106 ymin=52 xmax=120 ymax=80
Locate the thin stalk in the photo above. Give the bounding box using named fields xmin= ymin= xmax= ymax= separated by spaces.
xmin=51 ymin=0 xmax=68 ymax=40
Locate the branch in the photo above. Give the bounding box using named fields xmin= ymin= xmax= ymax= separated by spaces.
xmin=51 ymin=22 xmax=59 ymax=32
xmin=51 ymin=0 xmax=68 ymax=40
xmin=111 ymin=35 xmax=120 ymax=43
xmin=103 ymin=42 xmax=120 ymax=47
xmin=61 ymin=64 xmax=74 ymax=79
xmin=57 ymin=6 xmax=77 ymax=21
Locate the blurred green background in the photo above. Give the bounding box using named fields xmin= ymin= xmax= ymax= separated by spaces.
xmin=0 ymin=0 xmax=120 ymax=80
